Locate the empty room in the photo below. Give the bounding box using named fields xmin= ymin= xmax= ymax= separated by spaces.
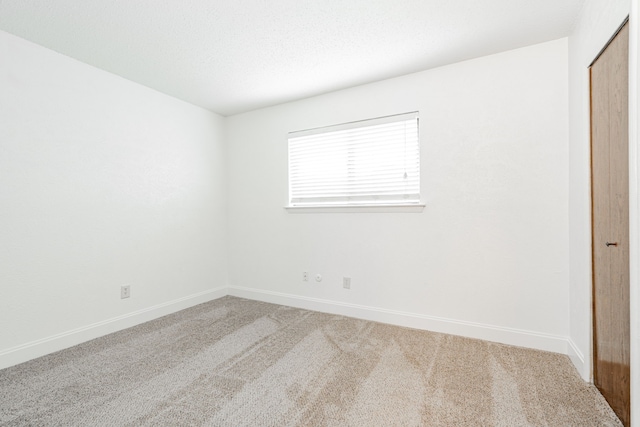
xmin=1 ymin=0 xmax=638 ymax=425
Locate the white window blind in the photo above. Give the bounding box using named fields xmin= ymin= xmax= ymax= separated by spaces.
xmin=288 ymin=112 xmax=420 ymax=207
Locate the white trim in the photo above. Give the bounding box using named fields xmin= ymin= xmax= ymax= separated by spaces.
xmin=628 ymin=3 xmax=639 ymax=425
xmin=1 ymin=285 xmax=585 ymax=377
xmin=568 ymin=338 xmax=589 ymax=381
xmin=584 ymin=61 xmax=595 ymax=387
xmin=227 ymin=286 xmax=570 ymax=355
xmin=284 ymin=204 xmax=425 ymax=214
xmin=289 ymin=111 xmax=419 ymax=138
xmin=0 ymin=287 xmax=227 ymax=370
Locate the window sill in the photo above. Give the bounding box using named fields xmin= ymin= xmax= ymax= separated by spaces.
xmin=284 ymin=204 xmax=425 ymax=214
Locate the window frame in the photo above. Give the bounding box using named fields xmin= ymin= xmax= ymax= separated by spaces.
xmin=286 ymin=112 xmax=423 ymax=211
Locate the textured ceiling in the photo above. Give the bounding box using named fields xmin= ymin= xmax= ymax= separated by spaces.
xmin=0 ymin=0 xmax=584 ymax=116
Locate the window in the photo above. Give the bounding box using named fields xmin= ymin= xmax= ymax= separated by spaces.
xmin=288 ymin=112 xmax=420 ymax=208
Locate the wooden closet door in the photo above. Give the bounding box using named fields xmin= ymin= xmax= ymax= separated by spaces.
xmin=590 ymin=21 xmax=630 ymax=427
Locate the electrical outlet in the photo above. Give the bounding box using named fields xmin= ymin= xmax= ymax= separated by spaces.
xmin=343 ymin=277 xmax=351 ymax=289
xmin=315 ymin=274 xmax=322 ymax=282
xmin=303 ymin=272 xmax=309 ymax=282
xmin=121 ymin=285 xmax=130 ymax=299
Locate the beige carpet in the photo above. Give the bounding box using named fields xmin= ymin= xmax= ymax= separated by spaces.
xmin=0 ymin=296 xmax=622 ymax=426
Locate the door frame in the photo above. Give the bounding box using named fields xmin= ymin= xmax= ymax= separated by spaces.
xmin=587 ymin=9 xmax=640 ymax=425
xmin=628 ymin=2 xmax=639 ymax=425
xmin=589 ymin=19 xmax=631 ymax=425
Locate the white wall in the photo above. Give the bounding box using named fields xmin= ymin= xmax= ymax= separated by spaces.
xmin=0 ymin=31 xmax=228 ymax=368
xmin=0 ymin=26 xmax=584 ymax=376
xmin=226 ymin=39 xmax=570 ymax=353
xmin=567 ymin=0 xmax=630 ymax=380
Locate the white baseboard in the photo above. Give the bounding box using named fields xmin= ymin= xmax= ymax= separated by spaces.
xmin=568 ymin=338 xmax=590 ymax=381
xmin=1 ymin=285 xmax=581 ymax=375
xmin=0 ymin=287 xmax=227 ymax=370
xmin=227 ymin=286 xmax=570 ymax=355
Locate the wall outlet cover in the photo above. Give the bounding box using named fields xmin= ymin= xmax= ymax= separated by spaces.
xmin=121 ymin=285 xmax=131 ymax=299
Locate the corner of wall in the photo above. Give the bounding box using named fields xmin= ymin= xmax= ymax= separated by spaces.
xmin=568 ymin=338 xmax=590 ymax=381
